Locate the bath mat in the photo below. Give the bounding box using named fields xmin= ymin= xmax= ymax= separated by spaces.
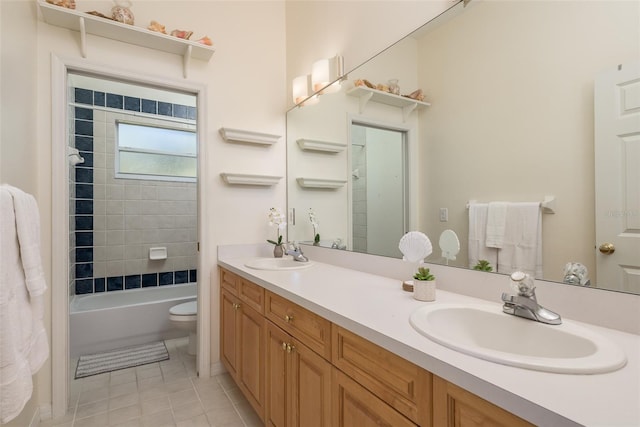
xmin=75 ymin=341 xmax=169 ymax=379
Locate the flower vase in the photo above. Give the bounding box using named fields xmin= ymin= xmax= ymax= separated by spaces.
xmin=413 ymin=279 xmax=436 ymax=301
xmin=273 ymin=244 xmax=284 ymax=258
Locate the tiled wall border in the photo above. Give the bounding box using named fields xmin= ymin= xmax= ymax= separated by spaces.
xmin=72 ymin=86 xmax=197 ymax=295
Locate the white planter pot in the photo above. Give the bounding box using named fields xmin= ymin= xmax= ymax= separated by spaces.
xmin=413 ymin=279 xmax=436 ymax=302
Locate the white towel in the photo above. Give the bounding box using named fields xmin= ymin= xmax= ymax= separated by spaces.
xmin=496 ymin=202 xmax=543 ymax=278
xmin=467 ymin=203 xmax=498 ymax=270
xmin=0 ymin=185 xmax=49 ymax=424
xmin=485 ymin=201 xmax=508 ymax=248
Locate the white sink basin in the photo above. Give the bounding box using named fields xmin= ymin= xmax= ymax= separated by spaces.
xmin=409 ymin=303 xmax=627 ymax=374
xmin=244 ymin=258 xmax=314 ymax=271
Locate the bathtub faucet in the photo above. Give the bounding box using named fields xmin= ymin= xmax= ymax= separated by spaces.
xmin=286 ymin=242 xmax=309 ymax=262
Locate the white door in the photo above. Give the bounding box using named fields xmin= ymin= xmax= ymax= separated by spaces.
xmin=594 ymin=61 xmax=640 ymax=293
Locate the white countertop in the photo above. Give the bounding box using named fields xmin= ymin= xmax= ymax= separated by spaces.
xmin=218 ymin=254 xmax=640 ymax=427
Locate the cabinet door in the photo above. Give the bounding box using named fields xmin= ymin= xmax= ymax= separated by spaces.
xmin=239 ymin=302 xmax=265 ymax=420
xmin=265 ymin=321 xmax=290 ymax=427
xmin=332 ymin=369 xmax=416 ymax=427
xmin=433 ymin=376 xmax=535 ymax=427
xmin=220 ymin=289 xmax=240 ymax=379
xmin=290 ymin=336 xmax=332 ymax=427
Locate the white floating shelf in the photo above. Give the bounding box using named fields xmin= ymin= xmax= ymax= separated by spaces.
xmin=297 ymin=139 xmax=347 ymax=153
xmin=346 ymin=86 xmax=430 ymax=122
xmin=296 ymin=178 xmax=347 ymax=189
xmin=220 ymin=173 xmax=282 ymax=186
xmin=38 ymin=2 xmax=215 ymax=78
xmin=219 ymin=128 xmax=281 ymax=146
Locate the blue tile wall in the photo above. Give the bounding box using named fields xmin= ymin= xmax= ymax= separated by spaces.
xmin=72 ymin=85 xmax=197 ymax=295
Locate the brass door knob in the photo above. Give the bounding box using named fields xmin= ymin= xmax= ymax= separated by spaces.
xmin=599 ymin=243 xmax=615 ymax=254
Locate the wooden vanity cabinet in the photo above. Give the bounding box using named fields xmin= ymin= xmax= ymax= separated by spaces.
xmin=433 ymin=376 xmax=535 ymax=427
xmin=218 ymin=268 xmax=537 ymax=427
xmin=219 ymin=271 xmax=266 ymax=421
xmin=265 ymin=320 xmax=332 ymax=427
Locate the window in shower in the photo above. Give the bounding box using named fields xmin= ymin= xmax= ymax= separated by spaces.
xmin=116 ymin=122 xmax=197 ymax=182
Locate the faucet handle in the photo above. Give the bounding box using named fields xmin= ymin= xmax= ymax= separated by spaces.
xmin=509 ymin=271 xmax=535 ymax=297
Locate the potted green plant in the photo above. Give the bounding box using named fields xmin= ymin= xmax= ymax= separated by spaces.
xmin=473 ymin=260 xmax=493 ymax=272
xmin=413 ymin=267 xmax=436 ymax=301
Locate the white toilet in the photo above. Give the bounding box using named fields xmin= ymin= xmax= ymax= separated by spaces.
xmin=169 ymin=300 xmax=197 ymax=355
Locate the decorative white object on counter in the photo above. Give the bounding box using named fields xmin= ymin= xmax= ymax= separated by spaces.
xmin=219 ymin=128 xmax=281 ymax=146
xmin=439 ymin=229 xmax=460 ymax=264
xmin=398 ymin=231 xmax=432 ymax=263
xmin=149 ymin=247 xmax=167 ymax=260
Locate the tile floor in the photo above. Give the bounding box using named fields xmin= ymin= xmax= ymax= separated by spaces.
xmin=41 ymin=338 xmax=263 ymax=427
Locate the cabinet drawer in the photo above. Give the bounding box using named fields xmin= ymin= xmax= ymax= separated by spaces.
xmin=332 ymin=368 xmax=417 ymax=427
xmin=433 ymin=376 xmax=535 ymax=426
xmin=265 ymin=291 xmax=331 ymax=360
xmin=239 ymin=278 xmax=264 ymax=314
xmin=332 ymin=325 xmax=431 ymax=426
xmin=220 ymin=268 xmax=239 ymax=294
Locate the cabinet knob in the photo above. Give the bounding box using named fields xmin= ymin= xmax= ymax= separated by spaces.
xmin=233 ymin=303 xmax=241 ymax=310
xmin=286 ymin=343 xmax=295 ymax=354
xmin=284 ymin=314 xmax=294 ymax=323
xmin=281 ymin=342 xmax=288 ymax=351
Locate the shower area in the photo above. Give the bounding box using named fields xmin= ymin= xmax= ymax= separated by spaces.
xmin=67 ymin=72 xmax=199 ymax=358
xmin=351 ymin=123 xmax=407 ymax=258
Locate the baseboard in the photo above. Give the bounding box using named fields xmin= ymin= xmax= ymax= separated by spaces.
xmin=209 ymin=361 xmax=226 ymax=376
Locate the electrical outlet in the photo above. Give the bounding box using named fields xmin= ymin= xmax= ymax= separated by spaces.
xmin=439 ymin=208 xmax=448 ymax=222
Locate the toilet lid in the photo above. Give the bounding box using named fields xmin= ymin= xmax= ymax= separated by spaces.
xmin=170 ymin=300 xmax=197 ymax=316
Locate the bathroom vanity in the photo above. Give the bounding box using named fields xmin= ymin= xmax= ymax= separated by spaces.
xmin=217 ymin=248 xmax=640 ymax=427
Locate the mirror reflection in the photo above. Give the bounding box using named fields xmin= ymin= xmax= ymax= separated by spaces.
xmin=286 ymin=0 xmax=640 ymax=294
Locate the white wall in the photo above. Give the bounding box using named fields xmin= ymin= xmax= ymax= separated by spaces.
xmin=2 ymin=0 xmax=286 ymax=423
xmin=417 ymin=0 xmax=640 ymax=282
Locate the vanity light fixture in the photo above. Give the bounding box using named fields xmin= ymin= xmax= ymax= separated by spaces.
xmin=292 ymin=74 xmax=319 ymax=107
xmin=311 ymin=54 xmax=344 ymax=94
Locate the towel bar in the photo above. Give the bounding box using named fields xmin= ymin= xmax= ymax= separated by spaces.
xmin=466 ymin=196 xmax=555 ymax=214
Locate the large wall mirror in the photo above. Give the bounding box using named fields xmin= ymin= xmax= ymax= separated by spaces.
xmin=287 ymin=0 xmax=640 ymax=295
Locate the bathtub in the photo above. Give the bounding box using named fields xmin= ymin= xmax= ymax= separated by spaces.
xmin=70 ymin=283 xmax=197 ymax=358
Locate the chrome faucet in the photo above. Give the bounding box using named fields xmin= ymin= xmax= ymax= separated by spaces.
xmin=501 ymin=271 xmax=561 ymax=325
xmin=285 ymin=242 xmax=309 ymax=262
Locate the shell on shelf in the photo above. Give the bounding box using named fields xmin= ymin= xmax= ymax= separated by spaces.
xmin=196 ymin=36 xmax=213 ymax=46
xmin=171 ymin=29 xmax=193 ymax=40
xmin=147 ymin=20 xmax=167 ymax=34
xmin=398 ymin=231 xmax=433 ymax=263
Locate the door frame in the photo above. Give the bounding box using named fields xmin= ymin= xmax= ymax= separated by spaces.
xmin=347 ymin=114 xmax=416 ymax=251
xmin=50 ymin=54 xmax=211 ymax=418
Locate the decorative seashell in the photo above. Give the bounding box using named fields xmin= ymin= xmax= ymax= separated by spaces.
xmin=195 ymin=36 xmax=213 ymax=46
xmin=170 ymin=30 xmax=193 ymax=40
xmin=376 ymin=83 xmax=390 ymax=93
xmin=112 ymin=0 xmax=134 ymax=25
xmin=404 ymin=89 xmax=425 ymax=101
xmin=398 ymin=231 xmax=433 ymax=263
xmin=147 ymin=20 xmax=167 ymax=34
xmin=47 ymin=0 xmax=76 ymax=9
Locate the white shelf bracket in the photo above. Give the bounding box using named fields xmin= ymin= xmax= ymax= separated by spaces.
xmin=183 ymin=45 xmax=192 ymax=79
xmin=79 ymin=16 xmax=87 ymax=58
xmin=358 ymin=91 xmax=373 ymax=114
xmin=402 ymin=102 xmax=417 ymax=122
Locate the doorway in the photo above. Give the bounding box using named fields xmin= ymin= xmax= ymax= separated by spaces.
xmin=51 ymin=57 xmax=210 ymax=418
xmin=351 ymin=122 xmax=408 ymax=258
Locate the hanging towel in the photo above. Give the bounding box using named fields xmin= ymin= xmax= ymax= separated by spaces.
xmin=0 ymin=185 xmax=49 ymax=424
xmin=485 ymin=201 xmax=508 ymax=248
xmin=467 ymin=203 xmax=498 ymax=270
xmin=496 ymin=202 xmax=543 ymax=278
